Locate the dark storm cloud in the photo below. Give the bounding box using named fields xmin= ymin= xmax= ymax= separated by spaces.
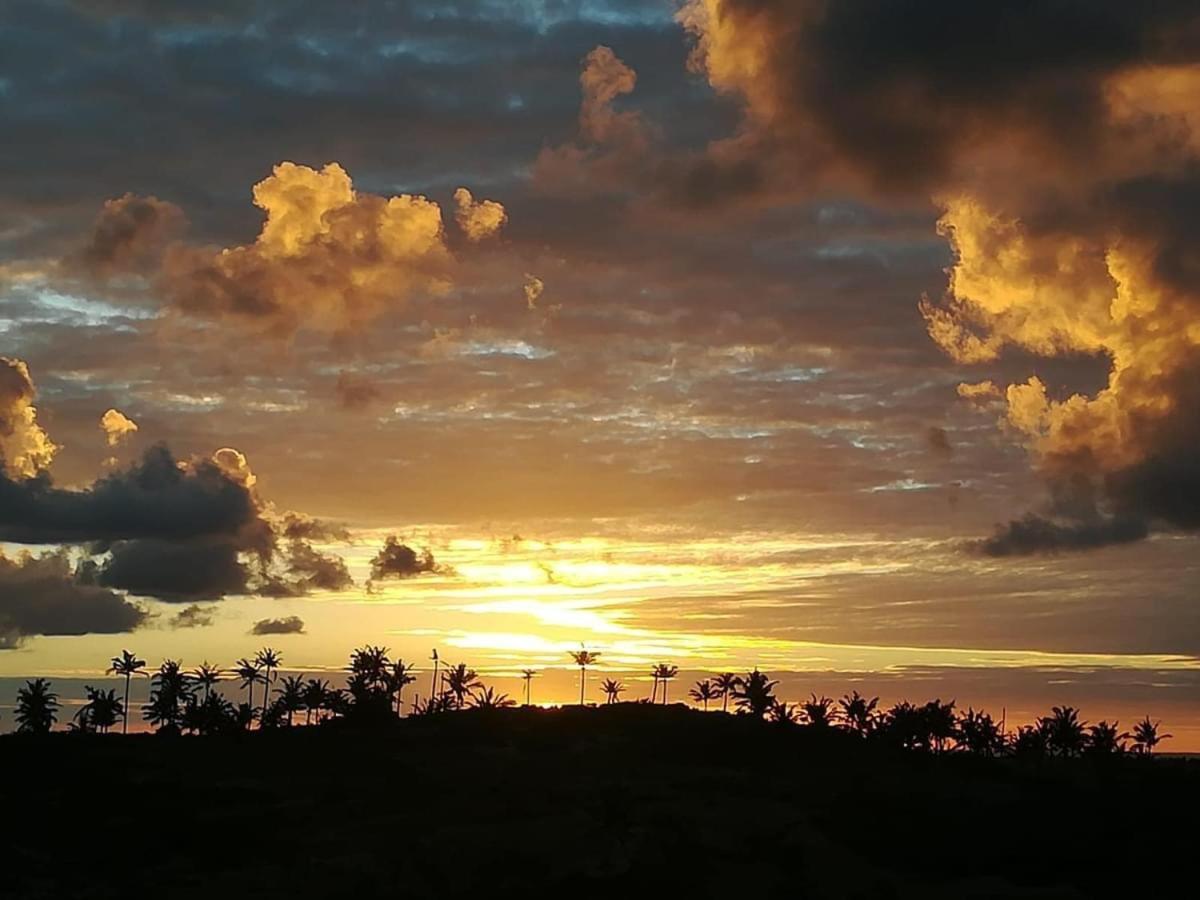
xmin=369 ymin=536 xmax=439 ymax=581
xmin=95 ymin=538 xmax=251 ymax=603
xmin=682 ymin=0 xmax=1200 ymax=194
xmin=0 ymin=550 xmax=148 ymax=648
xmin=250 ymin=615 xmax=305 ymax=636
xmin=73 ymin=193 xmax=186 ymax=277
xmin=0 ymin=444 xmax=263 ymax=546
xmin=980 ymin=514 xmax=1148 ymax=558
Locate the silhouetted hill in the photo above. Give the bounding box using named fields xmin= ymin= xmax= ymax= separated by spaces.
xmin=1 ymin=704 xmax=1195 ymax=899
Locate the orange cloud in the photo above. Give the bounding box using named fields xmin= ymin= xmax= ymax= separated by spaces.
xmin=0 ymin=357 xmax=58 ymax=479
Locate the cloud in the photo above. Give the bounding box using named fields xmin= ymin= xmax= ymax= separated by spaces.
xmin=170 ymin=603 xmax=216 ymax=629
xmin=75 ymin=193 xmax=185 ymax=277
xmin=0 ymin=443 xmax=265 ymax=546
xmin=250 ymin=615 xmax=305 ymax=636
xmin=96 ymin=537 xmax=251 ymax=603
xmin=980 ymin=514 xmax=1149 ymax=557
xmin=369 ymin=535 xmax=439 ymax=581
xmin=100 ymin=408 xmax=138 ymax=447
xmin=280 ymin=512 xmax=350 ymax=542
xmin=0 ymin=357 xmax=58 ymax=479
xmin=151 ymin=161 xmax=512 ymax=337
xmin=679 ymin=1 xmax=1200 ymax=550
xmin=453 ymin=188 xmax=507 ymax=241
xmin=578 ymin=45 xmax=642 ymax=146
xmin=0 ymin=549 xmax=148 ymax=649
xmin=278 ymin=539 xmax=353 ymax=593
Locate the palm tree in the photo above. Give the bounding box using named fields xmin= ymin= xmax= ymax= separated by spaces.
xmin=689 ymin=679 xmax=717 ymax=711
xmin=654 ymin=664 xmax=679 ymax=704
xmin=254 ymin=647 xmax=282 ymax=720
xmin=569 ymin=647 xmax=601 ymax=705
xmin=470 ymin=687 xmax=515 ymax=709
xmin=601 ymin=678 xmax=625 ymax=704
xmin=837 ymin=691 xmax=879 ymax=736
xmin=713 ymin=672 xmax=739 ymax=713
xmin=429 ymin=648 xmax=441 ymax=700
xmin=303 ymin=678 xmax=330 ymax=725
xmin=520 ymin=668 xmax=538 ymax=706
xmin=79 ymin=686 xmax=123 ymax=734
xmin=107 ymin=650 xmax=146 ymax=735
xmin=801 ymin=694 xmax=835 ymax=728
xmin=14 ymin=678 xmax=59 ymax=733
xmin=276 ymin=675 xmax=306 ymax=726
xmin=445 ymin=663 xmax=481 ymax=709
xmin=387 ymin=660 xmax=418 ymax=717
xmin=1041 ymin=705 xmax=1087 ymax=758
xmin=143 ymin=660 xmax=192 ymax=734
xmin=769 ymin=700 xmax=797 ymax=725
xmin=234 ymin=658 xmax=265 ymax=717
xmin=1086 ymin=720 xmax=1129 ymax=755
xmin=732 ymin=669 xmax=777 ymax=719
xmin=648 ymin=665 xmax=660 ymax=703
xmin=956 ymin=707 xmax=1004 ymax=756
xmin=1131 ymin=716 xmax=1172 ymax=755
xmin=191 ymin=662 xmax=223 ymax=700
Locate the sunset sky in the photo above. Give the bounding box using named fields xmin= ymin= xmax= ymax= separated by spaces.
xmin=1 ymin=1 xmax=1198 ymax=744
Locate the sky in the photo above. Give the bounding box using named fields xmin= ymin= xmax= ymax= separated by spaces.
xmin=1 ymin=1 xmax=1198 ymax=744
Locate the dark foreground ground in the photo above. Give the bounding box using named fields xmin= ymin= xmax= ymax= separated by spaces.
xmin=1 ymin=705 xmax=1196 ymax=900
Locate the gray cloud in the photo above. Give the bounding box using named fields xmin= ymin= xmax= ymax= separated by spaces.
xmin=250 ymin=615 xmax=305 ymax=636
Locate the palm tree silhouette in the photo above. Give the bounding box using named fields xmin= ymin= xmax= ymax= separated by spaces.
xmin=234 ymin=658 xmax=265 ymax=719
xmin=429 ymin=648 xmax=441 ymax=701
xmin=445 ymin=663 xmax=481 ymax=709
xmin=254 ymin=647 xmax=282 ymax=721
xmin=191 ymin=662 xmax=223 ymax=701
xmin=801 ymin=694 xmax=835 ymax=727
xmin=107 ymin=650 xmax=147 ymax=735
xmin=303 ymin=678 xmax=330 ymax=725
xmin=143 ymin=660 xmax=192 ymax=734
xmin=1085 ymin=720 xmax=1129 ymax=755
xmin=520 ymin=668 xmax=538 ymax=706
xmin=1041 ymin=705 xmax=1087 ymax=758
xmin=654 ymin=664 xmax=679 ymax=704
xmin=956 ymin=707 xmax=1004 ymax=756
xmin=689 ymin=679 xmax=717 ymax=711
xmin=470 ymin=687 xmax=515 ymax=709
xmin=276 ymin=675 xmax=306 ymax=726
xmin=79 ymin=686 xmax=123 ymax=734
xmin=569 ymin=647 xmax=601 ymax=705
xmin=648 ymin=665 xmax=660 ymax=703
xmin=601 ymin=678 xmax=625 ymax=704
xmin=837 ymin=691 xmax=879 ymax=736
xmin=387 ymin=660 xmax=417 ymax=717
xmin=1131 ymin=716 xmax=1172 ymax=755
xmin=732 ymin=669 xmax=777 ymax=719
xmin=769 ymin=700 xmax=797 ymax=724
xmin=14 ymin=678 xmax=59 ymax=733
xmin=713 ymin=672 xmax=739 ymax=713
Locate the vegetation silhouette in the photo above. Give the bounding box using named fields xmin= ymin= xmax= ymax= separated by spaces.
xmin=713 ymin=672 xmax=738 ymax=712
xmin=14 ymin=678 xmax=59 ymax=733
xmin=107 ymin=649 xmax=146 ymax=735
xmin=520 ymin=668 xmax=538 ymax=706
xmin=653 ymin=663 xmax=679 ymax=703
xmin=689 ymin=679 xmax=717 ymax=710
xmin=569 ymin=647 xmax=600 ymax=704
xmin=601 ymin=678 xmax=625 ymax=705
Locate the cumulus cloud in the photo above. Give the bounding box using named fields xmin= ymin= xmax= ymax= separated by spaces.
xmin=0 ymin=357 xmax=58 ymax=479
xmin=96 ymin=537 xmax=252 ymax=603
xmin=1 ymin=550 xmax=148 ymax=649
xmin=250 ymin=615 xmax=305 ymax=636
xmin=75 ymin=193 xmax=185 ymax=276
xmin=154 ymin=162 xmax=505 ymax=336
xmin=100 ymin=408 xmax=138 ymax=447
xmin=679 ymin=1 xmax=1200 ymax=551
xmin=452 ymin=188 xmax=507 ymax=241
xmin=980 ymin=514 xmax=1149 ymax=557
xmin=578 ymin=46 xmax=642 ymax=146
xmin=369 ymin=535 xmax=439 ymax=581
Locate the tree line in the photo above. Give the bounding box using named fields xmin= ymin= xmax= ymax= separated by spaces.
xmin=4 ymin=646 xmax=1173 ymax=758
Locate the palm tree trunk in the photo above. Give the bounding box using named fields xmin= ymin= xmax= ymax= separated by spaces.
xmin=579 ymin=667 xmax=585 ymax=705
xmin=662 ymin=682 xmax=668 ymax=704
xmin=703 ymin=698 xmax=708 ymax=711
xmin=650 ymin=679 xmax=658 ymax=703
xmin=122 ymin=673 xmax=131 ymax=735
xmin=722 ymin=693 xmax=728 ymax=713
